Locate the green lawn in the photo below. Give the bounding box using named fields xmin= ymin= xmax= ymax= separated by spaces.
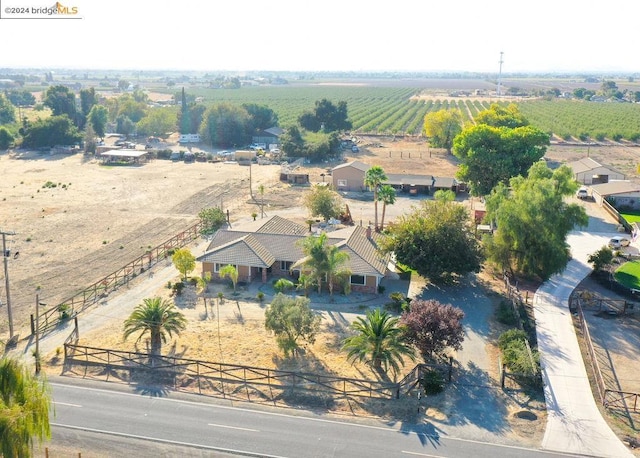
xmin=620 ymin=212 xmax=640 ymax=224
xmin=614 ymin=261 xmax=640 ymax=290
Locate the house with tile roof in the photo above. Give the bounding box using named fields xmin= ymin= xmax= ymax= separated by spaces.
xmin=331 ymin=160 xmax=459 ymax=194
xmin=196 ymin=215 xmax=391 ymax=294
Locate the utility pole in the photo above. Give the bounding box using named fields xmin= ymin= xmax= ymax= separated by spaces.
xmin=35 ymin=295 xmax=42 ymax=374
xmin=1 ymin=229 xmax=16 ymax=340
xmin=497 ymin=51 xmax=504 ymax=97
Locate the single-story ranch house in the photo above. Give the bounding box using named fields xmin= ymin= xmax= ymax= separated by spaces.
xmin=331 ymin=160 xmax=459 ymax=194
xmin=196 ymin=215 xmax=393 ymax=294
xmin=568 ymin=157 xmax=624 ymax=185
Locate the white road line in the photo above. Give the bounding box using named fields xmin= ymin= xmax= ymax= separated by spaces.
xmin=401 ymin=451 xmax=441 ymax=457
xmin=51 ymin=423 xmax=285 ymax=458
xmin=53 ymin=402 xmax=82 ymax=408
xmin=207 ymin=423 xmax=259 ymax=432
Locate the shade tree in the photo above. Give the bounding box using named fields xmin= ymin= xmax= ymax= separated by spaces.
xmin=400 ymin=299 xmax=465 ymax=359
xmin=484 ymin=161 xmax=588 ymax=280
xmin=379 ymin=199 xmax=483 ymax=284
xmin=264 ymin=293 xmax=321 ymax=357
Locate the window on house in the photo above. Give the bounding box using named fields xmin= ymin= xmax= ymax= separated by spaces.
xmin=280 ymin=261 xmax=293 ymax=271
xmin=215 ymin=263 xmax=236 ymax=273
xmin=337 ymin=179 xmax=347 ymax=188
xmin=350 ymin=275 xmax=365 ymax=285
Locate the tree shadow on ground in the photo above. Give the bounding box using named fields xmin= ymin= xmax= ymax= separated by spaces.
xmin=441 ymin=361 xmax=510 ymax=435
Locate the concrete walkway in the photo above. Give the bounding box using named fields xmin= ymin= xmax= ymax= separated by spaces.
xmin=534 ymin=230 xmax=633 ymax=457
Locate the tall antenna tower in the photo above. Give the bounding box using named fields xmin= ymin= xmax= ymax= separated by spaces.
xmin=497 ymin=51 xmax=504 ymax=97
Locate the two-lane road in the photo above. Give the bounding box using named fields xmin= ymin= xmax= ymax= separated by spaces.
xmin=51 ymin=380 xmax=577 ymax=457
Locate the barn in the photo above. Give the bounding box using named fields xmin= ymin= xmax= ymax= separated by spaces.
xmin=568 ymin=158 xmax=624 ymax=185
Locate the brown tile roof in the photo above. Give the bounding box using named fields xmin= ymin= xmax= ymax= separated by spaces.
xmin=332 ymin=160 xmax=370 ymax=172
xmin=199 ymin=216 xmax=390 ymax=278
xmin=198 ymin=234 xmax=275 ymax=267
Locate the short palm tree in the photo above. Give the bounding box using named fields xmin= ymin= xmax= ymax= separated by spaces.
xmin=0 ymin=357 xmax=52 ymax=457
xmin=342 ymin=309 xmax=416 ymax=379
xmin=364 ymin=165 xmax=388 ymax=231
xmin=219 ymin=264 xmax=239 ymax=293
xmin=123 ymin=297 xmax=187 ymax=356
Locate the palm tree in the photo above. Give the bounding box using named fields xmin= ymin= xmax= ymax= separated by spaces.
xmin=0 ymin=357 xmax=52 ymax=457
xmin=123 ymin=297 xmax=187 ymax=357
xmin=296 ymin=233 xmax=349 ymax=296
xmin=325 ymin=244 xmax=350 ymax=298
xmin=377 ymin=184 xmax=396 ymax=231
xmin=297 ymin=233 xmax=330 ymax=294
xmin=342 ymin=309 xmax=416 ymax=378
xmin=364 ymin=166 xmax=388 ymax=231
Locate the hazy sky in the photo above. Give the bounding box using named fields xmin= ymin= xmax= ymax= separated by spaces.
xmin=1 ymin=0 xmax=638 ymax=73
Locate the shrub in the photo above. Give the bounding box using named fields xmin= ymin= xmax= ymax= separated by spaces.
xmin=257 ymin=291 xmax=265 ymax=302
xmin=421 ymin=370 xmax=445 ymax=395
xmin=498 ymin=328 xmax=528 ymax=350
xmin=273 ymin=278 xmax=295 ymax=293
xmin=496 ymin=300 xmax=518 ymax=326
xmin=58 ymin=303 xmax=71 ymax=320
xmin=172 ymin=281 xmax=185 ymax=295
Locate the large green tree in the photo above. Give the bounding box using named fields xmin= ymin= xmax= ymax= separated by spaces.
xmin=136 ymin=107 xmax=177 ymax=137
xmin=453 ymin=105 xmax=549 ymax=196
xmin=21 ymin=115 xmax=82 ymax=148
xmin=298 ymin=99 xmax=351 ymax=133
xmin=0 ymin=357 xmax=52 ymax=457
xmin=78 ymin=87 xmax=98 ymax=130
xmin=364 ymin=165 xmax=387 ymax=231
xmin=88 ymin=104 xmax=108 ymax=139
xmin=264 ymin=293 xmax=321 ymax=357
xmin=199 ymin=103 xmax=250 ymax=147
xmin=243 ymin=103 xmax=279 ymax=133
xmin=474 ymin=103 xmax=529 ymax=128
xmin=279 ymin=125 xmax=305 ymax=157
xmin=423 ymin=109 xmax=462 ymax=153
xmin=484 ymin=161 xmax=588 ymax=279
xmin=43 ymin=85 xmax=77 ymax=125
xmin=379 ymin=199 xmax=483 ymax=283
xmin=302 ymin=184 xmax=344 ymax=222
xmin=342 ymin=309 xmax=416 ymax=379
xmin=0 ymin=126 xmax=15 ymax=150
xmin=0 ymin=93 xmax=16 ymax=125
xmin=6 ymin=90 xmax=35 ymax=107
xmin=123 ymin=297 xmax=187 ymax=356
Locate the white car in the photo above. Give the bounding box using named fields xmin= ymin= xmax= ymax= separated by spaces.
xmin=576 ymin=186 xmax=589 ymax=199
xmin=608 ymin=236 xmax=631 ymax=249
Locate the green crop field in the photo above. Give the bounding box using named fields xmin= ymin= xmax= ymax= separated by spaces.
xmin=155 ymin=84 xmax=640 ymax=140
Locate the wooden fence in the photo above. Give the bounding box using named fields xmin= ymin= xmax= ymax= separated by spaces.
xmin=33 ymin=221 xmax=203 ymax=337
xmin=63 ymin=344 xmax=400 ymax=401
xmin=574 ymin=293 xmax=639 ymax=423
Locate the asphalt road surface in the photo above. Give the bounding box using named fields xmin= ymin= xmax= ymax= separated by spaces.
xmin=50 ymin=379 xmax=579 ymax=458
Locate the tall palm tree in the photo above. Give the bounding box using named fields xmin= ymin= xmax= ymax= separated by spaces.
xmin=377 ymin=184 xmax=396 ymax=231
xmin=123 ymin=297 xmax=187 ymax=356
xmin=0 ymin=357 xmax=52 ymax=457
xmin=342 ymin=309 xmax=416 ymax=378
xmin=364 ymin=165 xmax=388 ymax=231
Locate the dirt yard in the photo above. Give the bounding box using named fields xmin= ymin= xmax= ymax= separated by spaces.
xmin=0 ymin=136 xmax=460 ymax=336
